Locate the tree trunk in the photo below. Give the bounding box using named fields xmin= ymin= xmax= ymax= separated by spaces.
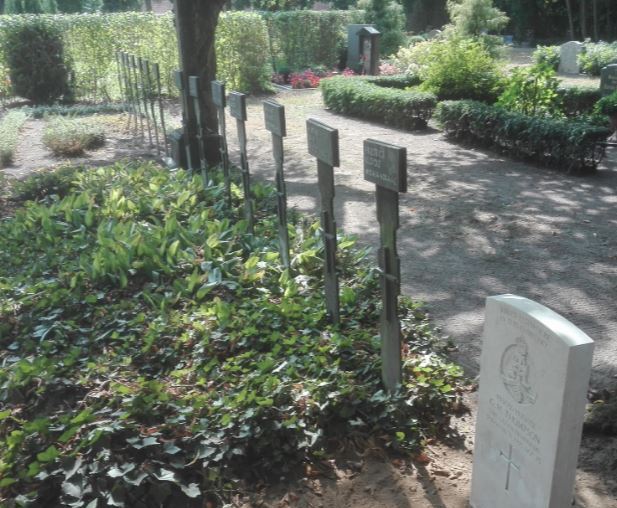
xmin=174 ymin=0 xmax=226 ymax=166
xmin=144 ymin=0 xmax=152 ymax=11
xmin=580 ymin=0 xmax=587 ymax=39
xmin=565 ymin=0 xmax=575 ymax=39
xmin=592 ymin=0 xmax=598 ymax=40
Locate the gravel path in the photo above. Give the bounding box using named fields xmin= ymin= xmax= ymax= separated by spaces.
xmin=226 ymin=89 xmax=617 ymax=389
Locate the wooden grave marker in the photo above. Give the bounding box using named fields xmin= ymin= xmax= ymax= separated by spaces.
xmin=307 ymin=118 xmax=340 ymax=324
xmin=229 ymin=91 xmax=254 ymax=233
xmin=211 ymin=80 xmax=232 ymax=207
xmin=188 ymin=76 xmax=208 ymax=184
xmin=263 ymin=99 xmax=290 ymax=268
xmin=363 ymin=138 xmax=407 ymax=391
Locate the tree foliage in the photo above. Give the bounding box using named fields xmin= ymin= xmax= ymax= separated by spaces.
xmin=447 ymin=0 xmax=508 ymax=36
xmin=363 ymin=0 xmax=406 ymax=57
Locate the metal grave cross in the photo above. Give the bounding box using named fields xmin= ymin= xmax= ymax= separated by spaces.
xmin=211 ymin=80 xmax=232 ymax=208
xmin=188 ymin=76 xmax=209 ymax=185
xmin=499 ymin=444 xmax=521 ymax=491
xmin=363 ymin=139 xmax=407 ymax=392
xmin=229 ymin=92 xmax=254 ymax=234
xmin=307 ymin=118 xmax=340 ymax=324
xmin=263 ymin=99 xmax=290 ymax=268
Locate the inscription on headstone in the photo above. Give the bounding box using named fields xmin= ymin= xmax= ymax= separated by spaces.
xmin=307 ymin=118 xmax=340 ymax=324
xmin=600 ymin=64 xmax=617 ymax=96
xmin=363 ymin=139 xmax=407 ymax=391
xmin=471 ymin=295 xmax=594 ymax=508
xmin=264 ymin=100 xmax=290 ymax=267
xmin=229 ymin=91 xmax=254 ymax=233
xmin=211 ymin=80 xmax=232 ymax=207
xmin=188 ymin=76 xmax=208 ymax=184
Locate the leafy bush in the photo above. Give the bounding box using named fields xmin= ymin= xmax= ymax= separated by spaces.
xmin=436 ymin=100 xmax=609 ymax=172
xmin=321 ymin=75 xmax=436 ymax=130
xmin=595 ymin=90 xmax=617 ymax=116
xmin=447 ymin=0 xmax=509 ymax=37
xmin=0 ymin=110 xmax=28 ymax=166
xmin=363 ymin=0 xmax=406 ymax=57
xmin=42 ymin=115 xmax=106 ymax=156
xmin=497 ymin=63 xmax=562 ymax=117
xmin=578 ymin=42 xmax=617 ymax=76
xmin=368 ymin=73 xmax=422 ymax=89
xmin=0 ymin=162 xmax=463 ymax=506
xmin=557 ymin=86 xmax=602 ymax=117
xmin=10 ymin=165 xmax=82 ymax=202
xmin=532 ymin=45 xmax=560 ymax=71
xmin=3 ymin=0 xmax=57 ymax=13
xmin=1 ymin=17 xmax=72 ymax=104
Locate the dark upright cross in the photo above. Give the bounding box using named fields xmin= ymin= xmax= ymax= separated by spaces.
xmin=229 ymin=92 xmax=254 ymax=234
xmin=363 ymin=139 xmax=407 ymax=392
xmin=211 ymin=80 xmax=232 ymax=208
xmin=188 ymin=76 xmax=209 ymax=186
xmin=307 ymin=118 xmax=340 ymax=324
xmin=175 ymin=70 xmax=194 ymax=170
xmin=499 ymin=444 xmax=520 ymax=491
xmin=263 ymin=99 xmax=289 ymax=268
xmin=137 ymin=57 xmax=153 ymax=147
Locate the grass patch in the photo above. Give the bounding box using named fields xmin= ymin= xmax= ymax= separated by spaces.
xmin=0 ymin=110 xmax=28 ymax=167
xmin=42 ymin=115 xmax=106 ymax=156
xmin=0 ymin=162 xmax=463 ymax=507
xmin=24 ymin=103 xmax=126 ymax=119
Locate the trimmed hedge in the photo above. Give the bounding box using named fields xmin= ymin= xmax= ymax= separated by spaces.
xmin=557 ymin=86 xmax=602 ymax=117
xmin=435 ymin=100 xmax=610 ymax=173
xmin=365 ymin=73 xmax=421 ymax=89
xmin=321 ymin=75 xmax=436 ymax=130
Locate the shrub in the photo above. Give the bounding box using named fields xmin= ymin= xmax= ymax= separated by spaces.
xmin=595 ymin=90 xmax=617 ymax=117
xmin=435 ymin=100 xmax=610 ymax=172
xmin=42 ymin=115 xmax=106 ymax=156
xmin=497 ymin=63 xmax=562 ymax=118
xmin=0 ymin=110 xmax=28 ymax=167
xmin=1 ymin=17 xmax=72 ymax=104
xmin=364 ymin=0 xmax=406 ymax=57
xmin=557 ymin=86 xmax=602 ymax=117
xmin=532 ymin=45 xmax=560 ymax=71
xmin=321 ymin=75 xmax=436 ymax=130
xmin=447 ymin=0 xmax=509 ymax=37
xmin=368 ymin=73 xmax=421 ymax=89
xmin=578 ymin=42 xmax=617 ymax=76
xmin=10 ymin=165 xmax=82 ymax=202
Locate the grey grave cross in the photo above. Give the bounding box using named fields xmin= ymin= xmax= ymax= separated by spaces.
xmin=363 ymin=139 xmax=407 ymax=391
xmin=263 ymin=99 xmax=290 ymax=268
xmin=229 ymin=92 xmax=254 ymax=234
xmin=499 ymin=444 xmax=521 ymax=491
xmin=211 ymin=80 xmax=232 ymax=208
xmin=188 ymin=76 xmax=209 ymax=185
xmin=307 ymin=118 xmax=340 ymax=324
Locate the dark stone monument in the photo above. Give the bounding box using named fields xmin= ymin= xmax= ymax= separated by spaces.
xmin=347 ymin=24 xmax=376 ymax=71
xmin=188 ymin=76 xmax=208 ymax=185
xmin=600 ymin=64 xmax=617 ymax=96
xmin=358 ymin=26 xmax=381 ymax=75
xmin=263 ymin=99 xmax=290 ymax=268
xmin=211 ymin=80 xmax=232 ymax=208
xmin=307 ymin=118 xmax=340 ymax=324
xmin=229 ymin=91 xmax=254 ymax=234
xmin=364 ymin=139 xmax=407 ymax=391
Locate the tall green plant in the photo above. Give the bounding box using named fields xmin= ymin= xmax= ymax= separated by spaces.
xmin=447 ymin=0 xmax=508 ymax=36
xmin=363 ymin=0 xmax=406 ymax=57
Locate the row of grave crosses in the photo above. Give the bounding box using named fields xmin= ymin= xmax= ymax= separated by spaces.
xmin=176 ymin=75 xmax=408 ymax=393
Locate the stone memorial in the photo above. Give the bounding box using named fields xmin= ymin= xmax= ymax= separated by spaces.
xmin=364 ymin=139 xmax=407 ymax=391
xmin=229 ymin=91 xmax=254 ymax=234
xmin=358 ymin=26 xmax=380 ymax=75
xmin=471 ymin=295 xmax=594 ymax=508
xmin=558 ymin=41 xmax=584 ymax=74
xmin=347 ymin=24 xmax=376 ymax=70
xmin=263 ymin=99 xmax=290 ymax=268
xmin=188 ymin=76 xmax=208 ymax=183
xmin=600 ymin=64 xmax=617 ymax=96
xmin=211 ymin=80 xmax=232 ymax=207
xmin=307 ymin=118 xmax=340 ymax=324
xmin=426 ymin=29 xmax=442 ymax=40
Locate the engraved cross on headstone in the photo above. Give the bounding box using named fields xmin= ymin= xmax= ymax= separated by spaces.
xmin=307 ymin=118 xmax=340 ymax=324
xmin=211 ymin=80 xmax=232 ymax=208
xmin=363 ymin=139 xmax=407 ymax=392
xmin=263 ymin=99 xmax=290 ymax=268
xmin=229 ymin=91 xmax=254 ymax=234
xmin=499 ymin=444 xmax=520 ymax=491
xmin=188 ymin=76 xmax=208 ymax=186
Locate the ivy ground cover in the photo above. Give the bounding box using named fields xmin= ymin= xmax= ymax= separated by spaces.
xmin=0 ymin=163 xmax=463 ymax=507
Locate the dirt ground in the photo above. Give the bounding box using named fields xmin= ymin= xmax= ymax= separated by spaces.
xmin=1 ymin=69 xmax=617 ymax=506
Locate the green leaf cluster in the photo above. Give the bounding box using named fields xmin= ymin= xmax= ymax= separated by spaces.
xmin=0 ymin=110 xmax=28 ymax=167
xmin=594 ymin=90 xmax=617 ymax=117
xmin=320 ymin=74 xmax=435 ymax=130
xmin=578 ymin=42 xmax=617 ymax=77
xmin=532 ymin=45 xmax=560 ymax=72
xmin=0 ymin=162 xmax=463 ymax=506
xmin=447 ymin=0 xmax=508 ymax=37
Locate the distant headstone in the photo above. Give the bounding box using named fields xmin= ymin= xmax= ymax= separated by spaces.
xmin=358 ymin=26 xmax=380 ymax=75
xmin=600 ymin=64 xmax=617 ymax=96
xmin=471 ymin=295 xmax=594 ymax=508
xmin=229 ymin=91 xmax=253 ymax=233
xmin=364 ymin=139 xmax=407 ymax=391
xmin=558 ymin=41 xmax=584 ymax=74
xmin=307 ymin=118 xmax=340 ymax=324
xmin=426 ymin=29 xmax=442 ymax=40
xmin=347 ymin=24 xmax=376 ymax=70
xmin=211 ymin=80 xmax=232 ymax=208
xmin=263 ymin=99 xmax=290 ymax=268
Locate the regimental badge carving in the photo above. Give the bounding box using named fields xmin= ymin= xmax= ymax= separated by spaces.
xmin=500 ymin=337 xmax=537 ymax=405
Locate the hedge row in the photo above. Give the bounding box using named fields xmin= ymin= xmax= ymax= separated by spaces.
xmin=320 ymin=75 xmax=436 ymax=131
xmin=364 ymin=73 xmax=421 ymax=89
xmin=557 ymin=86 xmax=602 ymax=117
xmin=435 ymin=100 xmax=610 ymax=173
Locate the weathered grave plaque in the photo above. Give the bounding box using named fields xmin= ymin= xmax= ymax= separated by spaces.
xmin=188 ymin=76 xmax=208 ymax=184
xmin=600 ymin=64 xmax=617 ymax=96
xmin=558 ymin=41 xmax=584 ymax=74
xmin=211 ymin=80 xmax=231 ymax=207
xmin=363 ymin=139 xmax=407 ymax=391
xmin=307 ymin=118 xmax=340 ymax=324
xmin=229 ymin=91 xmax=254 ymax=233
xmin=471 ymin=295 xmax=594 ymax=508
xmin=263 ymin=99 xmax=290 ymax=267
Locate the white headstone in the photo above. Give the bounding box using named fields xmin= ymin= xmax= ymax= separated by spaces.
xmin=558 ymin=41 xmax=584 ymax=74
xmin=471 ymin=295 xmax=594 ymax=508
xmin=426 ymin=29 xmax=442 ymax=40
